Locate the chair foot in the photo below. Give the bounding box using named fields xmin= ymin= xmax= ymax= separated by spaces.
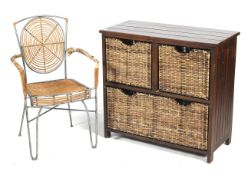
xmin=26 ymin=108 xmax=42 ymax=160
xmin=82 ymin=100 xmax=98 ymax=148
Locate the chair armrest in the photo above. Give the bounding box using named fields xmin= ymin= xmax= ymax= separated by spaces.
xmin=11 ymin=54 xmax=27 ymax=97
xmin=67 ymin=47 xmax=99 ymax=89
xmin=67 ymin=47 xmax=99 ymax=63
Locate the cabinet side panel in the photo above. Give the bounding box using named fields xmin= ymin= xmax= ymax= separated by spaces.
xmin=102 ymin=35 xmax=110 ymax=137
xmin=214 ymin=37 xmax=237 ymax=148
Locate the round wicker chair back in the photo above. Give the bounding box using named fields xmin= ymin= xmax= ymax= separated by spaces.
xmin=20 ymin=17 xmax=65 ymax=73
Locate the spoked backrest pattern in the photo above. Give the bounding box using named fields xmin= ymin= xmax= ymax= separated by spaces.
xmin=20 ymin=17 xmax=65 ymax=73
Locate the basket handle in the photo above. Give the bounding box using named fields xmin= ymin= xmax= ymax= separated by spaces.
xmin=175 ymin=46 xmax=192 ymax=53
xmin=120 ymin=39 xmax=135 ymax=46
xmin=175 ymin=99 xmax=191 ymax=106
xmin=121 ymin=89 xmax=137 ymax=96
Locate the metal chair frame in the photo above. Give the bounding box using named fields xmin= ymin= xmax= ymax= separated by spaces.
xmin=12 ymin=15 xmax=98 ymax=160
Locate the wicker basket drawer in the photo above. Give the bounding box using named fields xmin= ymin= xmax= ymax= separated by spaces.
xmin=106 ymin=38 xmax=151 ymax=88
xmin=159 ymin=45 xmax=210 ymax=99
xmin=107 ymin=87 xmax=208 ymax=150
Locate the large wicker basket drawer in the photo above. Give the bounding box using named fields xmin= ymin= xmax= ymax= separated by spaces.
xmin=106 ymin=38 xmax=151 ymax=88
xmin=107 ymin=87 xmax=208 ymax=150
xmin=159 ymin=45 xmax=211 ymax=99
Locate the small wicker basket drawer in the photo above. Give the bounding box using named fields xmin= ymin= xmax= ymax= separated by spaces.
xmin=107 ymin=87 xmax=208 ymax=150
xmin=106 ymin=38 xmax=151 ymax=88
xmin=159 ymin=45 xmax=211 ymax=99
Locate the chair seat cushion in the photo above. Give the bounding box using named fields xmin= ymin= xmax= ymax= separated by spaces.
xmin=27 ymin=79 xmax=91 ymax=106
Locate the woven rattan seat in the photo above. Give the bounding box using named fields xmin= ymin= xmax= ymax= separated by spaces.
xmin=27 ymin=79 xmax=90 ymax=106
xmin=11 ymin=15 xmax=99 ymax=160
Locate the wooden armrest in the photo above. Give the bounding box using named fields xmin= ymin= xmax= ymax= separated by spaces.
xmin=67 ymin=47 xmax=99 ymax=89
xmin=11 ymin=54 xmax=27 ymax=97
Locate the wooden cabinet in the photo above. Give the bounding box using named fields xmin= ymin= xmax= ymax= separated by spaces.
xmin=100 ymin=20 xmax=239 ymax=163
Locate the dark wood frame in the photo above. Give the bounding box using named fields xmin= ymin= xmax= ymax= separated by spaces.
xmin=100 ymin=21 xmax=239 ymax=163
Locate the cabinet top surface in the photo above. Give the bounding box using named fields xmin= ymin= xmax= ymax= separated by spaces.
xmin=100 ymin=20 xmax=239 ymax=45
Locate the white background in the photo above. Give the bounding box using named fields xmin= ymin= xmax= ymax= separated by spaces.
xmin=0 ymin=0 xmax=247 ymax=174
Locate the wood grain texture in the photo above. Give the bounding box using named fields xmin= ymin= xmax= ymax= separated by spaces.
xmin=151 ymin=42 xmax=159 ymax=90
xmin=214 ymin=37 xmax=237 ymax=149
xmin=208 ymin=48 xmax=218 ymax=163
xmin=100 ymin=20 xmax=239 ymax=46
xmin=102 ymin=35 xmax=111 ymax=138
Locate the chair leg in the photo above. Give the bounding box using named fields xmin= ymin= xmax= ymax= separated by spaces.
xmin=94 ymin=90 xmax=98 ymax=146
xmin=18 ymin=102 xmax=26 ymax=136
xmin=82 ymin=99 xmax=98 ymax=148
xmin=26 ymin=107 xmax=42 ymax=160
xmin=67 ymin=103 xmax=73 ymax=127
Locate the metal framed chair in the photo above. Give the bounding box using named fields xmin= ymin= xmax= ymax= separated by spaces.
xmin=11 ymin=15 xmax=99 ymax=160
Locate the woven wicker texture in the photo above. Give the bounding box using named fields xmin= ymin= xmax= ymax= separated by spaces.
xmin=107 ymin=88 xmax=208 ymax=150
xmin=27 ymin=79 xmax=90 ymax=106
xmin=106 ymin=38 xmax=151 ymax=88
xmin=159 ymin=45 xmax=210 ymax=99
xmin=20 ymin=17 xmax=65 ymax=73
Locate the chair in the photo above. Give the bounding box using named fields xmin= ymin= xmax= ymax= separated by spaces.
xmin=11 ymin=15 xmax=99 ymax=160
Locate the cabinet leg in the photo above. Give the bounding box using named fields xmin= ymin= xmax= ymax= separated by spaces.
xmin=207 ymin=152 xmax=214 ymax=163
xmin=225 ymin=137 xmax=231 ymax=145
xmin=104 ymin=130 xmax=111 ymax=138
